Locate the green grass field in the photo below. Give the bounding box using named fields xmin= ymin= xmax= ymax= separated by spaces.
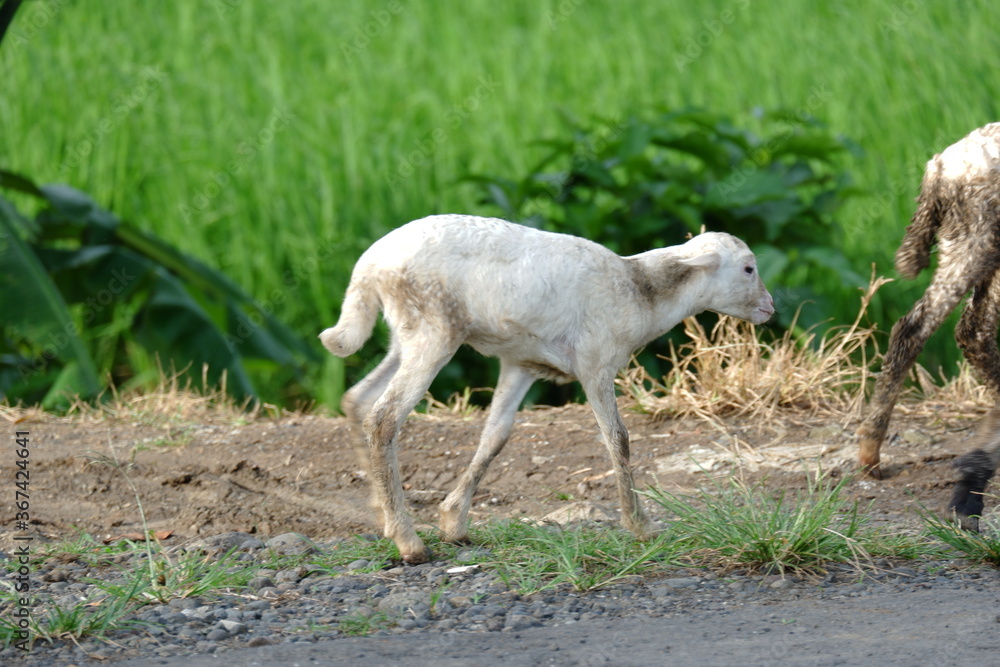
xmin=2 ymin=0 xmax=999 ymax=407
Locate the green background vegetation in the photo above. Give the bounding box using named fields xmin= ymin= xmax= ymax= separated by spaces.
xmin=2 ymin=0 xmax=999 ymax=409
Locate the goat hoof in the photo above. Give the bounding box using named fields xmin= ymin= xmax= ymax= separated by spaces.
xmin=952 ymin=512 xmax=979 ymax=533
xmin=864 ymin=465 xmax=883 ymax=480
xmin=957 ymin=514 xmax=981 ymax=533
xmin=859 ymin=456 xmax=883 ymax=480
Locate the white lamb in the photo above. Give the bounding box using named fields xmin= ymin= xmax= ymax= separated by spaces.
xmin=321 ymin=214 xmax=774 ymax=563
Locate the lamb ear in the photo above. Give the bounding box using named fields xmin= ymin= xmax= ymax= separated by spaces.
xmin=678 ymin=250 xmax=720 ymax=271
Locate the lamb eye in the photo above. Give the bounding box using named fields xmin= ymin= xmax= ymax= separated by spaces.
xmin=744 ymin=266 xmax=754 ymax=275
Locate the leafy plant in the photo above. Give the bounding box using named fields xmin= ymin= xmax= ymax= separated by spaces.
xmin=469 ymin=108 xmax=865 ymax=333
xmin=0 ymin=170 xmax=319 ymax=408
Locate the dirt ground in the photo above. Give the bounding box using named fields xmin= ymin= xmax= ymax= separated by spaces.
xmin=2 ymin=398 xmax=985 ymax=551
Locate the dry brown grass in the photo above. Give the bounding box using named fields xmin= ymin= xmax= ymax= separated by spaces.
xmin=903 ymin=360 xmax=993 ymax=420
xmin=5 ymin=271 xmax=994 ymax=429
xmin=0 ymin=366 xmax=283 ymax=426
xmin=617 ymin=274 xmax=892 ymax=426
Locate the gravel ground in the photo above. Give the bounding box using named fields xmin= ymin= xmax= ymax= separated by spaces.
xmin=4 ymin=529 xmax=1000 ymax=665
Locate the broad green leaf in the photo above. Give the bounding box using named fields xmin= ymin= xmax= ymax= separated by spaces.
xmin=0 ymin=168 xmax=44 ymax=198
xmin=134 ymin=270 xmax=256 ymax=399
xmin=41 ymin=360 xmax=96 ymax=409
xmin=705 ymin=169 xmax=787 ymax=209
xmin=803 ymin=247 xmax=868 ymax=287
xmin=751 ymin=243 xmax=790 ymax=285
xmin=0 ymin=210 xmax=101 ymax=400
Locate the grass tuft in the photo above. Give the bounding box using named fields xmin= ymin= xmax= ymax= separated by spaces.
xmin=642 ymin=470 xmax=913 ymax=575
xmin=920 ymin=504 xmax=1000 ymax=566
xmin=472 ymin=520 xmax=679 ymax=594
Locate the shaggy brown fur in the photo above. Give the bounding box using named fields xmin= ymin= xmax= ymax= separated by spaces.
xmin=857 ymin=122 xmax=1000 ymax=530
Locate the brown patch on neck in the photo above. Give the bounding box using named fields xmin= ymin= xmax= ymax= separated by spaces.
xmin=626 ymin=256 xmax=695 ymax=303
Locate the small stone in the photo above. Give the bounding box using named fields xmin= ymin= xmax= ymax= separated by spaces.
xmin=455 ymin=547 xmax=493 ymax=562
xmin=186 ymin=532 xmax=257 ymax=554
xmin=486 ymin=617 xmax=505 ymax=632
xmin=662 ymin=577 xmax=700 ymax=589
xmin=247 ymin=576 xmax=275 ymax=591
xmin=42 ymin=569 xmax=68 ymax=583
xmin=541 ymin=501 xmax=616 ymax=526
xmin=769 ymin=578 xmax=795 ymax=590
xmin=808 ymin=425 xmax=843 ymax=441
xmin=168 ymin=598 xmax=200 ymax=610
xmin=275 ymin=568 xmax=304 ymax=583
xmin=265 ymin=532 xmax=320 ymax=556
xmin=901 ymin=429 xmax=934 ymax=447
xmin=505 ymin=614 xmax=536 ymax=631
xmin=353 ymin=606 xmax=376 ymax=619
xmin=448 ymin=595 xmax=473 ymax=608
xmin=219 ymin=620 xmax=248 ymax=635
xmin=346 ymin=559 xmax=370 ymax=571
xmin=205 ymin=629 xmax=229 ymax=641
xmin=246 ymin=636 xmax=272 ymax=647
xmin=239 ymin=538 xmax=266 ymax=550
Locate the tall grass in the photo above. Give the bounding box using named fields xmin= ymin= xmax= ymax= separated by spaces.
xmin=2 ymin=1 xmax=999 ymax=406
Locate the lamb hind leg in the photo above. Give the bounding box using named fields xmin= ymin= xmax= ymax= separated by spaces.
xmin=340 ymin=342 xmax=402 ymax=528
xmin=341 ymin=340 xmax=402 ymax=427
xmin=858 ymin=266 xmax=981 ymax=477
xmin=364 ymin=340 xmax=458 ymax=564
xmin=438 ymin=363 xmax=534 ymax=543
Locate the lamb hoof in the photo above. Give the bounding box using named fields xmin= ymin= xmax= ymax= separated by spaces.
xmin=402 ymin=550 xmax=431 ymax=565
